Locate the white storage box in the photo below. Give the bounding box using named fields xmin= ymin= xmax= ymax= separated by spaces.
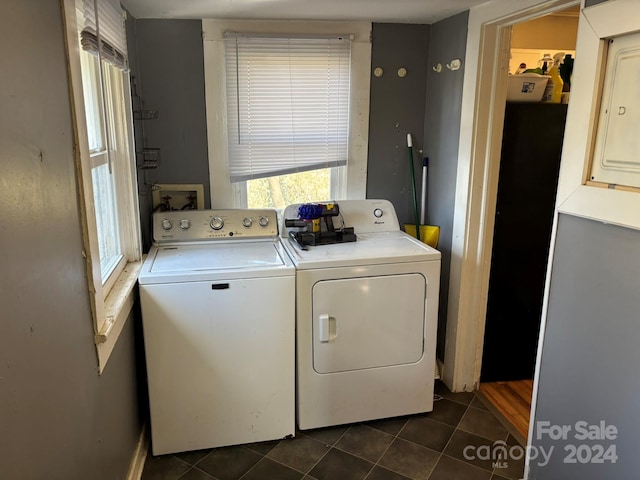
xmin=507 ymin=74 xmax=550 ymax=102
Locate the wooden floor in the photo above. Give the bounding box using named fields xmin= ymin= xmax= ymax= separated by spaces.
xmin=479 ymin=380 xmax=534 ymax=442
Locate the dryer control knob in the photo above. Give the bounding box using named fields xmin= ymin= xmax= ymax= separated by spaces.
xmin=210 ymin=216 xmax=224 ymax=230
xmin=259 ymin=216 xmax=270 ymax=227
xmin=242 ymin=217 xmax=253 ymax=228
xmin=161 ymin=219 xmax=173 ymax=230
xmin=373 ymin=208 xmax=383 ymax=218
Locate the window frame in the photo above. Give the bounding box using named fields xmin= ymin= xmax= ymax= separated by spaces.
xmin=61 ymin=0 xmax=142 ymax=374
xmin=203 ymin=19 xmax=371 ymax=208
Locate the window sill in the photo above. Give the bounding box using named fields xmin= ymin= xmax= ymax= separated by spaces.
xmin=95 ymin=259 xmax=143 ymax=374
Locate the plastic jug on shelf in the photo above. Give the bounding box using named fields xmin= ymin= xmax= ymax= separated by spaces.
xmin=542 ymin=52 xmax=564 ymax=104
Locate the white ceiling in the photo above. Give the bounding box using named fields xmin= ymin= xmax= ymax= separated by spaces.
xmin=121 ymin=0 xmax=492 ymax=24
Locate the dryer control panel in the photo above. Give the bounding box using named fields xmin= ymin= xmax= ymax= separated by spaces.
xmin=153 ymin=209 xmax=279 ymax=242
xmin=281 ymin=199 xmax=401 ymax=238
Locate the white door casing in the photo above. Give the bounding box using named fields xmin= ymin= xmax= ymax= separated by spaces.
xmin=444 ymin=0 xmax=580 ymax=393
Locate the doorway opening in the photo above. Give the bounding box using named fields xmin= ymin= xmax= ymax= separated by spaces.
xmin=476 ymin=5 xmax=579 ymax=444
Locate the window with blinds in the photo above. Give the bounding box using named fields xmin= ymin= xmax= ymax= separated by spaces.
xmin=64 ymin=0 xmax=141 ymax=371
xmin=224 ymin=33 xmax=352 ymax=183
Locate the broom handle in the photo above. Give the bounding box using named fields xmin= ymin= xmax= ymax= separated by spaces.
xmin=420 ymin=157 xmax=428 ymax=225
xmin=407 ymin=134 xmax=421 ymax=242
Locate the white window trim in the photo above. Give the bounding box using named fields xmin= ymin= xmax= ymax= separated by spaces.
xmin=61 ymin=0 xmax=142 ymax=374
xmin=202 ymin=19 xmax=371 ymax=208
xmin=555 ymin=0 xmax=640 ymax=231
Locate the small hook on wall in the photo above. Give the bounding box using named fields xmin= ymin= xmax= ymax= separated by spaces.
xmin=446 ymin=59 xmax=462 ymax=71
xmin=432 ymin=63 xmax=442 ymax=73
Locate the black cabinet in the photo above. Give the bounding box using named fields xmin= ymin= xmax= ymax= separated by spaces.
xmin=481 ymin=102 xmax=568 ymax=382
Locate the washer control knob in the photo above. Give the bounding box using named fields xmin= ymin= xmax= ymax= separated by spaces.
xmin=242 ymin=217 xmax=253 ymax=228
xmin=179 ymin=219 xmax=191 ymax=230
xmin=259 ymin=216 xmax=270 ymax=227
xmin=210 ymin=216 xmax=224 ymax=230
xmin=161 ymin=219 xmax=173 ymax=230
xmin=373 ymin=208 xmax=383 ymax=218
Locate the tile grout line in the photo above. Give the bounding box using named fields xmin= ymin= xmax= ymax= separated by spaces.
xmin=256 ymin=437 xmax=328 ymax=478
xmin=366 ymin=416 xmax=410 ymax=480
xmin=304 ymin=431 xmax=344 ymax=478
xmin=426 ymin=399 xmax=474 ymax=479
xmin=174 ymin=464 xmax=195 ymax=480
xmin=185 ymin=465 xmax=221 ymax=480
xmin=164 ymin=455 xmax=197 ymax=480
xmin=293 ymin=426 xmax=352 ymax=478
xmin=450 ymin=397 xmax=517 ymax=480
xmin=427 ymin=393 xmax=515 ymax=479
xmin=236 ymin=449 xmax=263 ymax=480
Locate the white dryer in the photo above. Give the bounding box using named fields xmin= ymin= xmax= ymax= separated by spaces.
xmin=281 ymin=199 xmax=441 ymax=430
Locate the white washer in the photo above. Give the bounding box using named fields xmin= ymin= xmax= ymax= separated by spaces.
xmin=139 ymin=209 xmax=295 ymax=455
xmin=281 ymin=199 xmax=441 ymax=430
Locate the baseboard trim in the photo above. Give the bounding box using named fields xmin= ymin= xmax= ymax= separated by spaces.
xmin=126 ymin=424 xmax=149 ymax=480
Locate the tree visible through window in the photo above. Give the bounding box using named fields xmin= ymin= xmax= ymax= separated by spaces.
xmin=247 ymin=169 xmax=333 ymax=209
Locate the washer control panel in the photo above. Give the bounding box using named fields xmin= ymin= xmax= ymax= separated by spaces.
xmin=154 ymin=209 xmax=278 ymax=242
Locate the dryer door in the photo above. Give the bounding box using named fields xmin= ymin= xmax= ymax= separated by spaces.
xmin=312 ymin=273 xmax=425 ymax=374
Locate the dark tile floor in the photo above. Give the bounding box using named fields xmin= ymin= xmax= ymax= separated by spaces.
xmin=141 ymin=382 xmax=524 ymax=480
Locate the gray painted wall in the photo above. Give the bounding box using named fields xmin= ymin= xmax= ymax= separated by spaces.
xmin=126 ymin=12 xmax=154 ymax=250
xmin=129 ymin=19 xmax=211 ymax=250
xmin=366 ymin=23 xmax=430 ymax=226
xmin=131 ymin=20 xmax=433 ymax=238
xmin=0 ymin=1 xmax=143 ymax=479
xmin=422 ymin=11 xmax=469 ymax=360
xmin=529 ymin=214 xmax=640 ymax=478
xmin=129 ymin=19 xmax=464 ymax=360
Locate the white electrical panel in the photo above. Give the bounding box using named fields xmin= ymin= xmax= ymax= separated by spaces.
xmin=591 ymin=31 xmax=640 ymax=189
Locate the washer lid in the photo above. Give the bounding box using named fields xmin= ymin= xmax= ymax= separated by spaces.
xmin=139 ymin=240 xmax=294 ymax=284
xmin=283 ymin=231 xmax=441 ymax=270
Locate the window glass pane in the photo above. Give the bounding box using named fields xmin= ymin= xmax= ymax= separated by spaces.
xmin=102 ymin=60 xmax=125 ymax=152
xmin=79 ymin=51 xmax=105 ymax=154
xmin=247 ymin=168 xmax=333 ymax=209
xmin=91 ymin=162 xmax=121 ymax=280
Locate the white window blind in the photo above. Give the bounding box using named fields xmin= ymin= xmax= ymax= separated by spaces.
xmin=81 ymin=0 xmax=128 ymax=70
xmin=225 ymin=33 xmax=351 ymax=182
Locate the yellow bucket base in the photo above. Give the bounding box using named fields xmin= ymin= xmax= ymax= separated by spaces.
xmin=403 ymin=224 xmax=440 ymax=249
